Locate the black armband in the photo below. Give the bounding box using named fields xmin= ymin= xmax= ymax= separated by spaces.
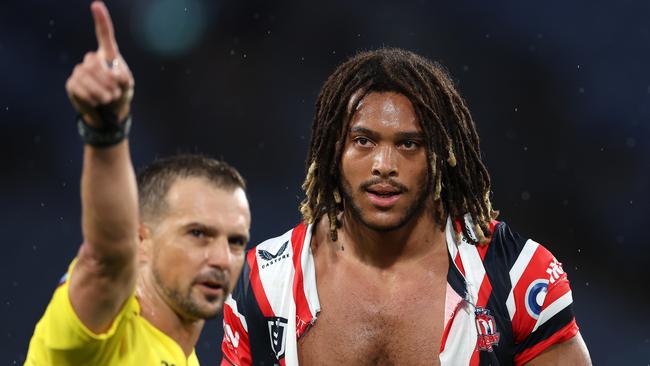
xmin=76 ymin=113 xmax=132 ymax=148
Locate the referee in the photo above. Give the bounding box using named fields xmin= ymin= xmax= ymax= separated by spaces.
xmin=24 ymin=2 xmax=251 ymax=365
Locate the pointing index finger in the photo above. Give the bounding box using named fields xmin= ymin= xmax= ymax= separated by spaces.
xmin=91 ymin=1 xmax=119 ymax=60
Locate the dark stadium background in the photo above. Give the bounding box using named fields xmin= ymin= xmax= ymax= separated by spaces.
xmin=1 ymin=0 xmax=649 ymax=364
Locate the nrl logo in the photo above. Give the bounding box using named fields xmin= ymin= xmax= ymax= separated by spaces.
xmin=258 ymin=241 xmax=290 ymax=269
xmin=267 ymin=316 xmax=288 ymax=360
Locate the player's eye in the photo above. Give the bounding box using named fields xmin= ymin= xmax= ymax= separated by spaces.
xmin=399 ymin=140 xmax=420 ymax=150
xmin=354 ymin=137 xmax=373 ymax=147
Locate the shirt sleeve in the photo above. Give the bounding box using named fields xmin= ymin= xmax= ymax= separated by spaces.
xmin=509 ymin=241 xmax=579 ymax=365
xmin=25 ymin=259 xmax=139 ymax=365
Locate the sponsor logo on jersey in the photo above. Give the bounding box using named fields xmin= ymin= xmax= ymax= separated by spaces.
xmin=258 ymin=241 xmax=290 ymax=269
xmin=267 ymin=316 xmax=288 ymax=360
xmin=546 ymin=257 xmax=565 ymax=284
xmin=525 ymin=279 xmax=549 ymax=319
xmin=475 ymin=307 xmax=500 ymax=352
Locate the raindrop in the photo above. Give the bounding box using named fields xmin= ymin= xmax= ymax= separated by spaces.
xmin=562 ymin=199 xmax=569 ymax=206
xmin=485 ymin=33 xmax=490 ymax=39
xmin=521 ymin=191 xmax=531 ymax=201
xmin=626 ymin=137 xmax=636 ymax=148
xmin=229 ymin=49 xmax=235 ymax=55
xmin=47 ymin=33 xmax=52 ymax=39
xmin=514 ymin=107 xmax=518 ymax=112
xmin=462 ymin=65 xmax=469 ymax=72
xmin=577 ymin=248 xmax=581 ymax=253
xmin=184 ymin=7 xmax=188 ymax=12
xmin=536 ymin=33 xmax=543 ymax=39
xmin=243 ymin=53 xmax=247 ymax=59
xmin=523 ymin=146 xmax=528 ymax=151
xmin=585 ymin=282 xmax=589 ymax=286
xmin=577 ymin=64 xmax=581 ymax=69
xmin=578 ymin=87 xmax=584 ymax=93
xmin=49 ymin=19 xmax=55 ymax=26
xmin=40 ymin=202 xmax=45 ymax=207
xmin=4 ymin=106 xmax=8 ymax=111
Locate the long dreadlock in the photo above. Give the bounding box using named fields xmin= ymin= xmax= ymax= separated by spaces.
xmin=300 ymin=48 xmax=497 ymax=245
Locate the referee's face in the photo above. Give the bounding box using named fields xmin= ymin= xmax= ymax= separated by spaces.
xmin=146 ymin=177 xmax=250 ymax=320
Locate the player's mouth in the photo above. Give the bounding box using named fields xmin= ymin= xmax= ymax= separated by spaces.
xmin=365 ymin=184 xmax=403 ymax=209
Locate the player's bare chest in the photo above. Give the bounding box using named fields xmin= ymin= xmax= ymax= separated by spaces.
xmin=298 ymin=258 xmax=448 ymax=365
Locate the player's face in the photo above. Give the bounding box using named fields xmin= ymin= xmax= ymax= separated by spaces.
xmin=340 ymin=92 xmax=430 ymax=232
xmin=148 ymin=177 xmax=250 ymax=321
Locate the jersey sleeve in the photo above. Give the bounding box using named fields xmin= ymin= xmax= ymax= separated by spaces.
xmin=221 ymin=253 xmax=253 ymax=366
xmin=508 ymin=240 xmax=579 ymax=365
xmin=25 ymin=259 xmax=139 ymax=365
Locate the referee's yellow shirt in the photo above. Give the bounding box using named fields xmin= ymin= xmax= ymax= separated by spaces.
xmin=25 ymin=262 xmax=200 ymax=366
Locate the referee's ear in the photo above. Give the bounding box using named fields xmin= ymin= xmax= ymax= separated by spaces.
xmin=138 ymin=223 xmax=153 ymax=264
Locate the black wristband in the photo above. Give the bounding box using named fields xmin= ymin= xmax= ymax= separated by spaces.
xmin=76 ymin=114 xmax=132 ymax=148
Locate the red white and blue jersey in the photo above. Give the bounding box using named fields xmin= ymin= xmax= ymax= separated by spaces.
xmin=221 ymin=216 xmax=579 ymax=366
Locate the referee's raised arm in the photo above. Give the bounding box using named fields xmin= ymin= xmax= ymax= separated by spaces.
xmin=65 ymin=0 xmax=138 ymax=334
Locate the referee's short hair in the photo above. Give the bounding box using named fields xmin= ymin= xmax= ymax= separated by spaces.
xmin=136 ymin=154 xmax=246 ymax=224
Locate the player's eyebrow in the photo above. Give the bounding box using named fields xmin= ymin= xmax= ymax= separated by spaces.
xmin=349 ymin=126 xmax=379 ymax=139
xmin=394 ymin=131 xmax=424 ymax=140
xmin=350 ymin=126 xmax=423 ymax=140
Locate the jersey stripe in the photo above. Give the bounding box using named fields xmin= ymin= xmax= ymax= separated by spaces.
xmin=247 ymin=250 xmax=274 ymax=317
xmin=506 ymin=240 xmax=540 ymax=320
xmin=439 ymin=302 xmax=478 ymax=366
xmin=290 ymin=223 xmax=313 ymax=338
xmin=514 ymin=318 xmax=578 ymax=365
xmin=532 ymin=291 xmax=572 ymax=332
xmin=225 ymin=296 xmax=248 ymax=332
xmin=222 ymin=302 xmax=251 ymax=365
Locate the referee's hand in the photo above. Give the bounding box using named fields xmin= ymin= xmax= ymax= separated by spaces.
xmin=65 ymin=1 xmax=134 ymax=127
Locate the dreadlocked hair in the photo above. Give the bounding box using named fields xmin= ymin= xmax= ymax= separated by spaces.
xmin=299 ymin=48 xmax=497 ymax=245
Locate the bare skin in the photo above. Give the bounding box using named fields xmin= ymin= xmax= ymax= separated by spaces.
xmin=65 ymin=1 xmax=250 ymax=358
xmin=299 ymin=216 xmax=448 ymax=366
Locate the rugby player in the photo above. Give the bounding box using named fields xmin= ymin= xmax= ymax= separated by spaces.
xmin=221 ymin=49 xmax=592 ymax=365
